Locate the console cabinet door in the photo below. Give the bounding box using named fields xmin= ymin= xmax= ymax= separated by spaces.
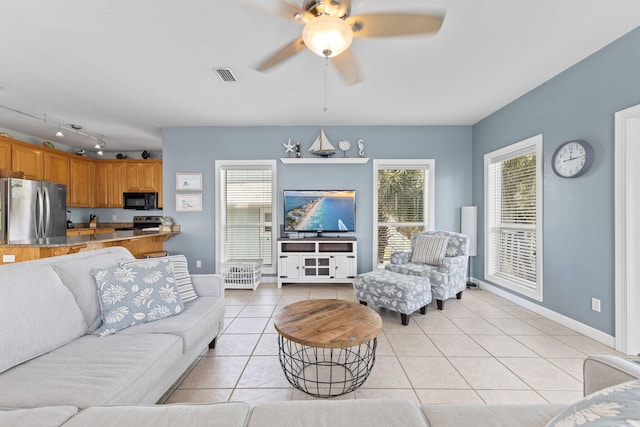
xmin=278 ymin=255 xmax=301 ymax=280
xmin=334 ymin=255 xmax=357 ymax=279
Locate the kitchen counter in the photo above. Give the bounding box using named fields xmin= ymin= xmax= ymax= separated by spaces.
xmin=4 ymin=230 xmax=177 ymax=247
xmin=0 ymin=230 xmax=179 ymax=264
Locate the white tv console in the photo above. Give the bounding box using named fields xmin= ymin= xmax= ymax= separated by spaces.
xmin=277 ymin=237 xmax=357 ymax=288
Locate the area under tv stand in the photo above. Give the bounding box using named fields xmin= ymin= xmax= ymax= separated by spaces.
xmin=277 ymin=237 xmax=357 ymax=288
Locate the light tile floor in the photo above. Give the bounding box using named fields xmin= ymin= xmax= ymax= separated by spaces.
xmin=164 ymin=283 xmax=626 ymax=407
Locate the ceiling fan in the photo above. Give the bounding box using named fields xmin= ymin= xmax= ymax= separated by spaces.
xmin=253 ymin=0 xmax=445 ymax=85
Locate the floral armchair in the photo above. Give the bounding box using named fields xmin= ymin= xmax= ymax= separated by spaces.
xmin=385 ymin=230 xmax=469 ymax=310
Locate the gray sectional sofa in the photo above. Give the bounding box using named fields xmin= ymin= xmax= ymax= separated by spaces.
xmin=1 ymin=355 xmax=639 ymax=426
xmin=2 ymin=247 xmax=640 ymax=425
xmin=0 ymin=247 xmax=225 ymax=409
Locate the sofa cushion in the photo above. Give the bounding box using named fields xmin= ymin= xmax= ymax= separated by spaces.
xmin=248 ymin=399 xmax=428 ymax=427
xmin=0 ymin=263 xmax=86 ymax=374
xmin=545 ymin=379 xmax=640 ymax=426
xmin=62 ymin=403 xmax=250 ymax=427
xmin=0 ymin=333 xmax=183 ymax=409
xmin=422 ymin=403 xmax=566 ymax=427
xmin=119 ymin=296 xmax=225 ymax=353
xmin=0 ymin=406 xmax=78 ymax=427
xmin=91 ymin=262 xmax=185 ymax=337
xmin=51 ymin=247 xmax=135 ymax=333
xmin=120 ymin=255 xmax=198 ymax=303
xmin=411 ymin=234 xmax=449 ymax=265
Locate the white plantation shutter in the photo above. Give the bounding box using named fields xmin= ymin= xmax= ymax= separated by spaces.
xmin=374 ymin=160 xmax=435 ymax=266
xmin=217 ymin=161 xmax=276 ymax=273
xmin=485 ymin=135 xmax=543 ymax=301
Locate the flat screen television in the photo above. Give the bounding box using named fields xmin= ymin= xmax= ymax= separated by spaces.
xmin=283 ymin=190 xmax=356 ymax=233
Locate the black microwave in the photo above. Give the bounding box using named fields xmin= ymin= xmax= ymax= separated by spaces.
xmin=123 ymin=192 xmax=158 ymax=210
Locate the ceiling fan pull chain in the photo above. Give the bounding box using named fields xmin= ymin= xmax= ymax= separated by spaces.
xmin=324 ymin=57 xmax=328 ymax=112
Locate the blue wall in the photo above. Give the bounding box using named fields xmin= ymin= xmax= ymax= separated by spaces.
xmin=162 ymin=126 xmax=472 ymax=274
xmin=472 ymin=26 xmax=640 ymax=335
xmin=161 ymin=26 xmax=640 ymax=337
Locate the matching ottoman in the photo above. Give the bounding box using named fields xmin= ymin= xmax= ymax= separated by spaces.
xmin=354 ymin=270 xmax=432 ymax=325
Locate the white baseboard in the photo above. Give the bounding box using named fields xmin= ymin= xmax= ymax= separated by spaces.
xmin=476 ymin=278 xmax=615 ymax=348
xmin=261 ymin=276 xmax=277 ymax=285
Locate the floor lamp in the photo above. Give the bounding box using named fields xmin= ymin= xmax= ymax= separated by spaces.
xmin=461 ymin=206 xmax=478 ymax=288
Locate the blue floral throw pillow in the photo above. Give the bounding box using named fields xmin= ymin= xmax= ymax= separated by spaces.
xmin=91 ymin=261 xmax=184 ymax=337
xmin=545 ymin=379 xmax=640 ymax=426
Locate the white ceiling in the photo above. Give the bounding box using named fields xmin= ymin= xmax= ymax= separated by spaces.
xmin=1 ymin=0 xmax=640 ymax=153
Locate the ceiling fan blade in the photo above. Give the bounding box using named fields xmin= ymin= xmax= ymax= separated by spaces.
xmin=331 ymin=48 xmax=362 ymax=86
xmin=256 ymin=37 xmax=306 ymax=71
xmin=346 ymin=13 xmax=444 ymax=38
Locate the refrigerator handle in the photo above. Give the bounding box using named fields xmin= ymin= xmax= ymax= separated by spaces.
xmin=43 ymin=186 xmax=51 ymax=238
xmin=36 ymin=186 xmax=44 ymax=238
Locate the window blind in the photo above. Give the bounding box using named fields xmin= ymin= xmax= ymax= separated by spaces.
xmin=222 ymin=168 xmax=273 ymax=266
xmin=487 ymin=150 xmax=538 ymax=289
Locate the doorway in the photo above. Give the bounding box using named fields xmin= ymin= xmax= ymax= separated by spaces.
xmin=614 ymin=103 xmax=640 ymax=355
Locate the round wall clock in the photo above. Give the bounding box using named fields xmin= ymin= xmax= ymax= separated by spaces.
xmin=551 ymin=140 xmax=594 ymax=178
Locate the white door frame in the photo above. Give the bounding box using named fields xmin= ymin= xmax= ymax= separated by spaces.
xmin=614 ymin=103 xmax=640 ymax=355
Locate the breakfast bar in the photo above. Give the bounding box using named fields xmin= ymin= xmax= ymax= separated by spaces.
xmin=0 ymin=229 xmax=179 ymax=264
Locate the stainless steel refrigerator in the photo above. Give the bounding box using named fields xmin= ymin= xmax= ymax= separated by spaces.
xmin=0 ymin=178 xmax=67 ymax=243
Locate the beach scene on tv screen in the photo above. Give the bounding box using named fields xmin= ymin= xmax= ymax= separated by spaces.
xmin=284 ymin=190 xmax=355 ymax=232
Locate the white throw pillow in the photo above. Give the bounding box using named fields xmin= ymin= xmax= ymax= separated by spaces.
xmin=411 ymin=234 xmax=450 ymax=265
xmin=120 ymin=255 xmax=198 ymax=303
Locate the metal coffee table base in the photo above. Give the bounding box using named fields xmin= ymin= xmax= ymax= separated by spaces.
xmin=278 ymin=335 xmax=377 ymax=398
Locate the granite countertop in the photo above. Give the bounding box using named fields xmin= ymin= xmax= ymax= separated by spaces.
xmin=2 ymin=230 xmax=179 ymax=248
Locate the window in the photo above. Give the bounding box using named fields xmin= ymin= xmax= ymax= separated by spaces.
xmin=373 ymin=159 xmax=435 ymax=267
xmin=215 ymin=160 xmax=276 ymax=274
xmin=484 ymin=134 xmax=543 ymax=301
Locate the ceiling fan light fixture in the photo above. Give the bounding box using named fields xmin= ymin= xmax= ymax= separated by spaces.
xmin=302 ymin=15 xmax=353 ymax=58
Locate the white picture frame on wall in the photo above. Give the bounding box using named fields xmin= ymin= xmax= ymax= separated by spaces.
xmin=176 ymin=173 xmax=202 ymax=191
xmin=176 ymin=193 xmax=202 ymax=212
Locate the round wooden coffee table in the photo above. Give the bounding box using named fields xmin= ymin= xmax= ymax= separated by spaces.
xmin=274 ymin=299 xmax=382 ymax=397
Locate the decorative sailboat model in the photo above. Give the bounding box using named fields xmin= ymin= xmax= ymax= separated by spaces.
xmin=308 ymin=129 xmax=336 ymax=157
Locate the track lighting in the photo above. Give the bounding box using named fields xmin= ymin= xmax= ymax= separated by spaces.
xmin=0 ymin=104 xmax=108 ymax=154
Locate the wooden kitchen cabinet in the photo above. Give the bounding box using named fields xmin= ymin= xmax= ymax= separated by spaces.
xmin=125 ymin=161 xmax=160 ymax=191
xmin=69 ymin=156 xmax=94 ymax=207
xmin=1 ymin=136 xmax=163 ymax=209
xmin=43 ymin=151 xmax=70 ymax=183
xmin=12 ymin=144 xmax=43 ymax=180
xmin=124 ymin=161 xmax=163 ymax=208
xmin=0 ymin=137 xmax=12 ymax=170
xmin=95 ymin=161 xmax=125 ymax=208
xmin=66 ymin=227 xmax=115 ymax=236
xmin=43 ymin=151 xmax=71 ymax=204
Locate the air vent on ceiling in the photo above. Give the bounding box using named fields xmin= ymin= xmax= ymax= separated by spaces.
xmin=214 ymin=67 xmax=238 ymax=83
